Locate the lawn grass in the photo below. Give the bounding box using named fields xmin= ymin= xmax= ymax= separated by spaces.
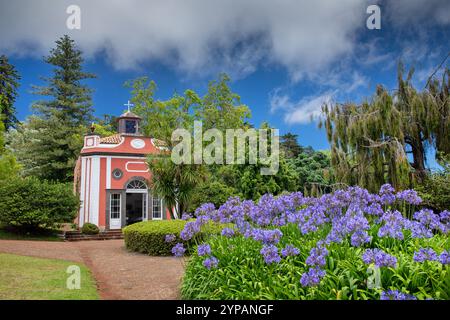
xmin=0 ymin=253 xmax=99 ymax=300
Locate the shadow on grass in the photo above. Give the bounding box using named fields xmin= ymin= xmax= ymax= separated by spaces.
xmin=0 ymin=225 xmax=62 ymax=241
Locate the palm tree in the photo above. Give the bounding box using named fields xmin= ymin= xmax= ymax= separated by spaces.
xmin=147 ymin=153 xmax=205 ymax=219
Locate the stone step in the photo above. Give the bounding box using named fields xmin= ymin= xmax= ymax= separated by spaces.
xmin=62 ymin=230 xmax=124 ymax=241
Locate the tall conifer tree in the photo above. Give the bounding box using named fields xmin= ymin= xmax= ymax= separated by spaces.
xmin=10 ymin=35 xmax=95 ymax=181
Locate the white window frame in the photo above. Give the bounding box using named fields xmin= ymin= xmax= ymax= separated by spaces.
xmin=152 ymin=196 xmax=163 ymax=220
xmin=109 ymin=193 xmax=122 ymax=229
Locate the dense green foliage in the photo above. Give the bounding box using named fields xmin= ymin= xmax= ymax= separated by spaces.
xmin=188 ymin=179 xmax=240 ymax=212
xmin=182 ymin=227 xmax=449 ymax=299
xmin=81 ymin=222 xmax=100 ymax=235
xmin=0 ymin=55 xmax=20 ymax=130
xmin=280 ymin=133 xmax=303 ymax=159
xmin=0 ymin=177 xmax=79 ymax=230
xmin=129 ymin=74 xmax=251 ymax=217
xmin=123 ymin=220 xmax=224 ymax=256
xmin=287 ymin=149 xmax=334 ymax=196
xmin=188 ymin=142 xmax=333 ymax=211
xmin=416 ymin=174 xmax=450 ymax=211
xmin=7 ymin=116 xmax=85 ymax=180
xmin=0 ymin=120 xmax=21 ymax=181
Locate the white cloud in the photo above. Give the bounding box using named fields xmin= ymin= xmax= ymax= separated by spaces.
xmin=270 ymin=90 xmax=335 ymax=125
xmin=385 ymin=0 xmax=450 ymax=26
xmin=0 ymin=0 xmax=368 ymax=79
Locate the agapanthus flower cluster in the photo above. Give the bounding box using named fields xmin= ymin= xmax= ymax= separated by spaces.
xmin=281 ymin=245 xmax=300 ymax=257
xmin=305 ymin=245 xmax=329 ymax=267
xmin=395 ymin=189 xmax=422 ymax=205
xmin=350 ymin=230 xmax=372 ymax=247
xmin=439 ymin=250 xmax=450 ymax=265
xmin=165 ymin=234 xmax=176 ymax=243
xmin=181 ymin=212 xmax=192 ymax=220
xmin=249 ymin=228 xmax=283 ymax=245
xmin=221 ymin=227 xmax=235 ymax=237
xmin=260 ymin=245 xmax=281 ymax=264
xmin=169 ymin=183 xmax=447 ymax=290
xmin=380 ymin=290 xmax=417 ymax=300
xmin=203 ymin=256 xmax=219 ymax=269
xmin=172 ymin=243 xmax=186 ymax=257
xmin=439 ymin=211 xmax=450 ymax=234
xmin=362 ymin=249 xmax=397 ymax=268
xmin=180 ymin=221 xmax=202 ymax=241
xmin=197 ymin=244 xmax=211 ymax=257
xmin=413 ymin=209 xmax=442 ymax=230
xmin=300 ymin=267 xmax=326 ymax=287
xmin=379 ymin=184 xmax=396 ymax=204
xmin=413 ymin=248 xmax=438 ymax=263
xmin=378 ymin=210 xmax=407 ymax=240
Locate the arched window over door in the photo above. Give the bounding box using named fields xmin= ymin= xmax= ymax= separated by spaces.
xmin=126 ymin=179 xmax=147 ymax=190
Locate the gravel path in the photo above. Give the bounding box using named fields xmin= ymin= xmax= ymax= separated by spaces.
xmin=0 ymin=239 xmax=184 ymax=300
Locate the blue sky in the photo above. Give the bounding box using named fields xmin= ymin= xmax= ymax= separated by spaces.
xmin=1 ymin=0 xmax=449 ymax=167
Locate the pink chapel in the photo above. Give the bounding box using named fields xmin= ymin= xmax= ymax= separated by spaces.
xmin=74 ymin=104 xmax=171 ymax=231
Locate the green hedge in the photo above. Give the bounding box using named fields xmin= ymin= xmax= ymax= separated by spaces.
xmin=123 ymin=220 xmax=224 ymax=256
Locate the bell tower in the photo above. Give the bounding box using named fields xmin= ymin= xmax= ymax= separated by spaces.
xmin=117 ymin=101 xmax=142 ymax=135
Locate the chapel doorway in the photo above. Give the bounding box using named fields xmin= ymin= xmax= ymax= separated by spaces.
xmin=124 ymin=179 xmax=148 ymax=226
xmin=125 ymin=193 xmax=145 ymax=225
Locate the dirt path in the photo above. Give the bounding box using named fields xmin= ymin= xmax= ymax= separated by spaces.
xmin=0 ymin=239 xmax=184 ymax=300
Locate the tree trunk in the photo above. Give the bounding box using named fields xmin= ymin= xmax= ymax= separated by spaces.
xmin=409 ymin=137 xmax=427 ymax=182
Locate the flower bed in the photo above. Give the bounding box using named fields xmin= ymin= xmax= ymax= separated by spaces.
xmin=175 ymin=185 xmax=449 ymax=300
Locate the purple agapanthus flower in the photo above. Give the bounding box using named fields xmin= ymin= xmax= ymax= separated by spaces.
xmin=260 ymin=245 xmax=281 ymax=264
xmin=378 ymin=210 xmax=406 ymax=240
xmin=281 ymin=245 xmax=300 ymax=257
xmin=300 ymin=267 xmax=326 ymax=287
xmin=197 ymin=244 xmax=211 ymax=256
xmin=438 ymin=210 xmax=450 ymax=234
xmin=221 ymin=227 xmax=235 ymax=238
xmin=379 ymin=184 xmax=396 ymax=204
xmin=396 ymin=189 xmax=422 ymax=205
xmin=362 ymin=249 xmax=397 ymax=268
xmin=181 ymin=212 xmax=192 ymax=220
xmin=203 ymin=256 xmax=219 ymax=269
xmin=413 ymin=209 xmax=442 ymax=230
xmin=194 ymin=203 xmax=216 ymax=217
xmin=405 ymin=220 xmax=433 ymax=239
xmin=306 ymin=246 xmax=329 ymax=267
xmin=164 ymin=234 xmax=176 ymax=243
xmin=380 ymin=290 xmax=417 ymax=300
xmin=262 ymin=229 xmax=283 ymax=244
xmin=180 ymin=221 xmax=201 ymax=241
xmin=413 ymin=248 xmax=438 ymax=263
xmin=171 ymin=243 xmax=186 ymax=257
xmin=439 ymin=250 xmax=450 ymax=265
xmin=350 ymin=230 xmax=372 ymax=247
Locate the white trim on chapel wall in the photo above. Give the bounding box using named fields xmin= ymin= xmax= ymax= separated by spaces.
xmin=89 ymin=157 xmax=101 ymax=226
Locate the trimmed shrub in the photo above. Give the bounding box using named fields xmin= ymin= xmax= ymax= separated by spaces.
xmin=0 ymin=177 xmax=79 ymax=230
xmin=123 ymin=220 xmax=224 ymax=256
xmin=81 ymin=223 xmax=99 ymax=235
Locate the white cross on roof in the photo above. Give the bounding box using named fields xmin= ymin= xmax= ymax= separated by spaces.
xmin=124 ymin=100 xmax=134 ymax=112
